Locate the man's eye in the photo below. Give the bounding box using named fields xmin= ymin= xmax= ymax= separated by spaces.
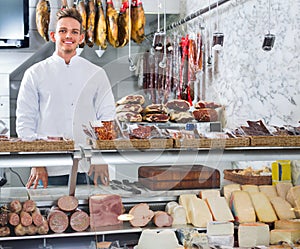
xmin=72 ymin=31 xmax=79 ymax=35
xmin=59 ymin=30 xmax=66 ymax=33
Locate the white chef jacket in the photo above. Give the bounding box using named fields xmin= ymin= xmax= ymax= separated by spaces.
xmin=16 ymin=53 xmax=116 ymax=176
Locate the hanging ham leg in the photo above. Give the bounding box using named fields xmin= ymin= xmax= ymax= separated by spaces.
xmin=95 ymin=0 xmax=107 ymax=49
xmin=106 ymin=0 xmax=119 ymax=48
xmin=86 ymin=0 xmax=96 ymax=47
xmin=118 ymin=0 xmax=130 ymax=47
xmin=76 ymin=0 xmax=87 ymax=47
xmin=36 ymin=0 xmax=50 ymax=41
xmin=61 ymin=0 xmax=68 ymax=9
xmin=131 ymin=0 xmax=145 ymax=44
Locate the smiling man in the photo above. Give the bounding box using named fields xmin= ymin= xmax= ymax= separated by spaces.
xmin=16 ymin=8 xmax=116 ymax=189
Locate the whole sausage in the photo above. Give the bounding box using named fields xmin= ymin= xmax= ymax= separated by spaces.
xmin=26 ymin=224 xmax=38 ymax=236
xmin=47 ymin=208 xmax=69 ymax=233
xmin=32 ymin=208 xmax=44 ymax=227
xmin=22 ymin=200 xmax=36 ymax=213
xmin=0 ymin=226 xmax=10 ymax=237
xmin=8 ymin=212 xmax=20 ymax=226
xmin=57 ymin=195 xmax=79 ymax=212
xmin=70 ymin=209 xmax=90 ymax=232
xmin=9 ymin=200 xmax=22 ymax=213
xmin=37 ymin=218 xmax=49 ymax=235
xmin=14 ymin=224 xmax=27 ymax=236
xmin=20 ymin=211 xmax=33 ymax=227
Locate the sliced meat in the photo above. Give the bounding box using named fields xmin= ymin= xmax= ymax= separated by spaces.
xmin=144 ymin=104 xmax=168 ymax=114
xmin=116 ymin=104 xmax=143 ymax=113
xmin=153 ymin=211 xmax=173 ymax=227
xmin=47 ymin=208 xmax=69 ymax=233
xmin=22 ymin=200 xmax=36 ymax=213
xmin=143 ymin=113 xmax=170 ymax=123
xmin=116 ymin=112 xmax=143 ymax=122
xmin=116 ymin=95 xmax=145 ymax=105
xmin=89 ymin=194 xmax=124 ymax=229
xmin=129 ymin=203 xmax=154 ymax=227
xmin=70 ymin=209 xmax=90 ymax=232
xmin=20 ymin=211 xmax=32 ymax=227
xmin=193 ymin=108 xmax=218 ymax=122
xmin=166 ymin=99 xmax=191 ymax=112
xmin=57 ymin=195 xmax=78 ymax=212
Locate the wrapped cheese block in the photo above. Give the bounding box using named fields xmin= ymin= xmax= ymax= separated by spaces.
xmin=238 ymin=222 xmax=270 ymax=247
xmin=205 ymin=197 xmax=234 ymax=222
xmin=270 ymin=196 xmax=296 ymax=220
xmin=249 ymin=192 xmax=278 ymax=223
xmin=259 ymin=185 xmax=278 ymax=200
xmin=275 ymin=219 xmax=300 ymax=230
xmin=207 ymin=221 xmax=234 ymax=236
xmin=230 ymin=190 xmax=256 ymax=223
xmin=200 ymin=189 xmax=220 ymax=200
xmin=270 ymin=229 xmax=300 ymax=245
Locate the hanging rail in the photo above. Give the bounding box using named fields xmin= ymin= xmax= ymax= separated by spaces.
xmin=146 ymin=0 xmax=231 ymax=37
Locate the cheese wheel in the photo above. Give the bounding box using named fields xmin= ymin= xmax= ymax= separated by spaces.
xmin=206 ymin=197 xmax=234 ymax=222
xmin=238 ymin=222 xmax=270 ymax=247
xmin=249 ymin=192 xmax=278 ymax=223
xmin=230 ymin=190 xmax=256 ymax=223
xmin=270 ymin=196 xmax=296 ymax=220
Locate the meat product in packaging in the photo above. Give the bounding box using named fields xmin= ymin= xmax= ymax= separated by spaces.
xmin=144 ymin=104 xmax=168 ymax=114
xmin=152 ymin=211 xmax=173 ymax=227
xmin=57 ymin=195 xmax=78 ymax=212
xmin=70 ymin=209 xmax=90 ymax=232
xmin=143 ymin=113 xmax=169 ymax=123
xmin=116 ymin=112 xmax=142 ymax=122
xmin=89 ymin=194 xmax=124 ymax=229
xmin=138 ymin=165 xmax=220 ymax=190
xmin=129 ymin=203 xmax=154 ymax=227
xmin=47 ymin=208 xmax=69 ymax=233
xmin=116 ymin=104 xmax=143 ymax=113
xmin=193 ymin=108 xmax=218 ymax=122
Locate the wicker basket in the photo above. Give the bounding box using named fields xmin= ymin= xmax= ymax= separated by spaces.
xmin=250 ymin=135 xmax=300 ymax=147
xmin=174 ymin=137 xmax=250 ymax=148
xmin=0 ymin=140 xmax=75 ymax=152
xmin=91 ymin=138 xmax=174 ymax=150
xmin=223 ymin=169 xmax=272 ymax=185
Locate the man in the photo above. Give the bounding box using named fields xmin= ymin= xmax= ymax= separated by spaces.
xmin=16 ymin=8 xmax=116 ymax=189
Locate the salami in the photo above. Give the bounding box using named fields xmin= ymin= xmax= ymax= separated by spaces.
xmin=8 ymin=212 xmax=20 ymax=226
xmin=47 ymin=208 xmax=69 ymax=233
xmin=9 ymin=200 xmax=22 ymax=213
xmin=0 ymin=226 xmax=10 ymax=237
xmin=32 ymin=209 xmax=44 ymax=227
xmin=20 ymin=211 xmax=33 ymax=227
xmin=22 ymin=200 xmax=36 ymax=213
xmin=57 ymin=195 xmax=78 ymax=212
xmin=70 ymin=209 xmax=90 ymax=232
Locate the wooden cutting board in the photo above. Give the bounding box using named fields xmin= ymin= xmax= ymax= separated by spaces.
xmin=138 ymin=165 xmax=220 ymax=190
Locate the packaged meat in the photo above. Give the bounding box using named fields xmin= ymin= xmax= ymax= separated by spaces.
xmin=116 ymin=112 xmax=142 ymax=122
xmin=116 ymin=104 xmax=143 ymax=113
xmin=166 ymin=99 xmax=191 ymax=112
xmin=116 ymin=95 xmax=145 ymax=105
xmin=129 ymin=203 xmax=154 ymax=227
xmin=143 ymin=113 xmax=169 ymax=123
xmin=143 ymin=104 xmax=168 ymax=114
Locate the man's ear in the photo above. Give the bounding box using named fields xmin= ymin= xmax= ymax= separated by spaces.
xmin=80 ymin=33 xmax=85 ymax=44
xmin=50 ymin=31 xmax=56 ymax=42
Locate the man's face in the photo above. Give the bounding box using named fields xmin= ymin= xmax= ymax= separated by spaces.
xmin=50 ymin=17 xmax=84 ymax=55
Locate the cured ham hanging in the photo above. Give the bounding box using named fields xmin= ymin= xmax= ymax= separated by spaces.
xmin=95 ymin=0 xmax=107 ymax=49
xmin=117 ymin=0 xmax=130 ymax=47
xmin=76 ymin=0 xmax=87 ymax=47
xmin=36 ymin=0 xmax=50 ymax=41
xmin=106 ymin=0 xmax=119 ymax=48
xmin=86 ymin=0 xmax=96 ymax=47
xmin=131 ymin=0 xmax=146 ymax=44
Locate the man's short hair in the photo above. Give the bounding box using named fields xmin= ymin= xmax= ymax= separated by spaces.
xmin=56 ymin=8 xmax=83 ymax=33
